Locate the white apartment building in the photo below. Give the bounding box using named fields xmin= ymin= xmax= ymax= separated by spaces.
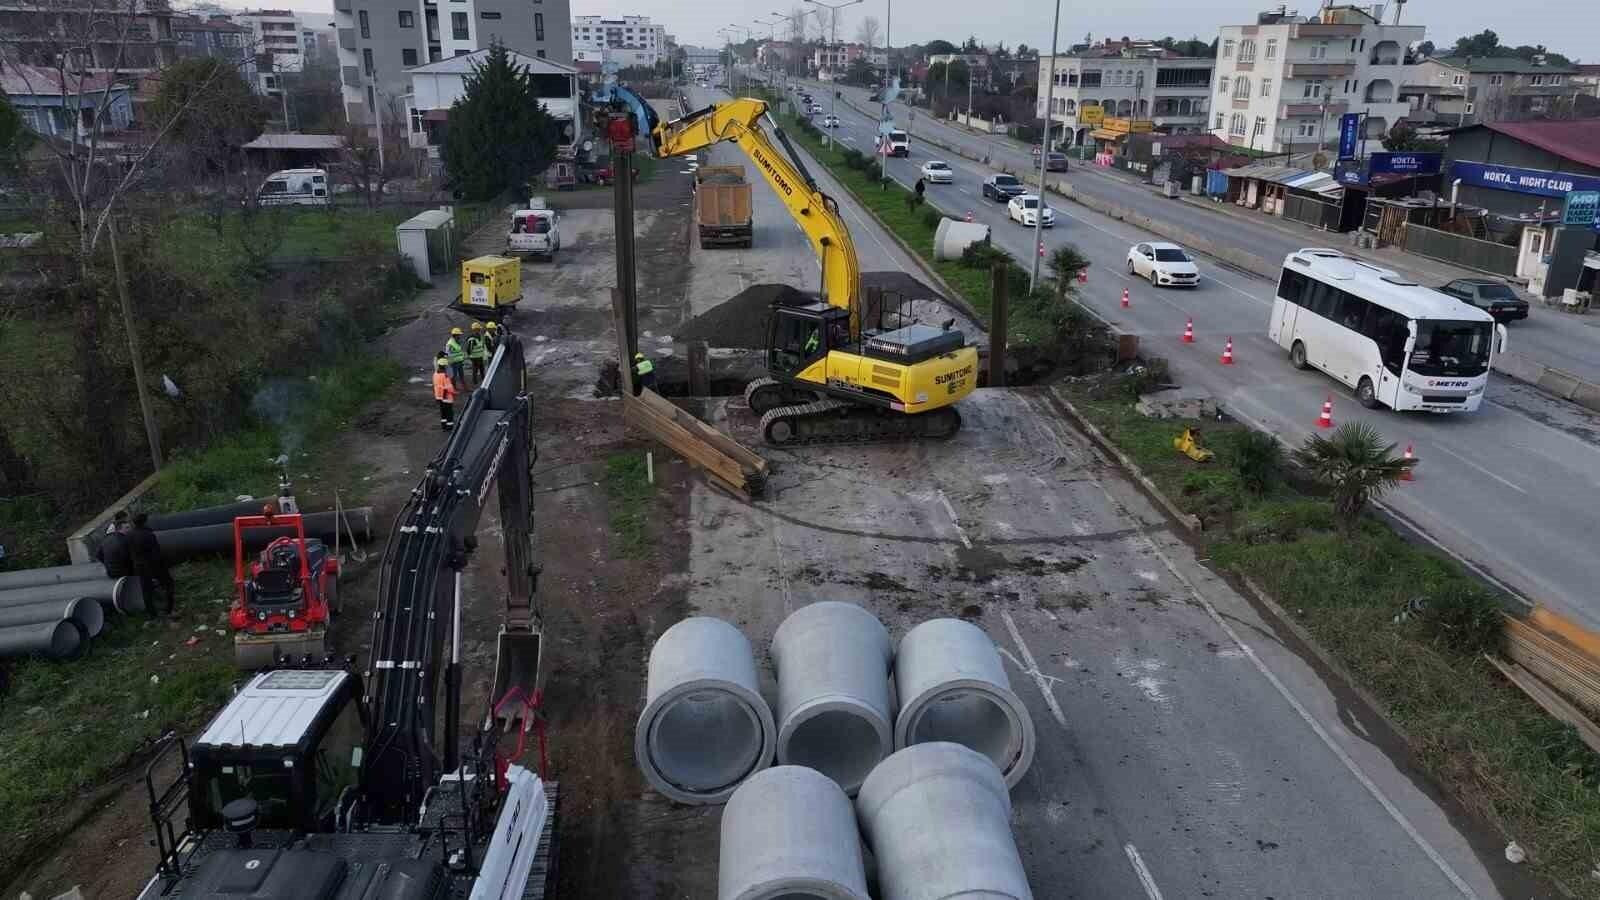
xmin=571 ymin=15 xmax=667 ymax=65
xmin=235 ymin=9 xmax=305 ymax=76
xmin=1036 ymin=50 xmax=1213 ymax=147
xmin=1210 ymin=4 xmax=1422 ymax=154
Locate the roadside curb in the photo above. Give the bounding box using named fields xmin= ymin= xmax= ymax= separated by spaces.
xmin=1047 ymin=387 xmax=1203 ymax=532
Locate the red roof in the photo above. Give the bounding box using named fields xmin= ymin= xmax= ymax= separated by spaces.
xmin=1482 ymin=119 xmax=1600 ymax=170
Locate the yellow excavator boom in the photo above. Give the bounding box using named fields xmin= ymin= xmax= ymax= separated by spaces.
xmin=653 ymin=97 xmax=862 ymax=337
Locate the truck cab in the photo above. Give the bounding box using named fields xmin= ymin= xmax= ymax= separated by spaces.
xmin=886 ymin=130 xmax=910 ymax=157
xmin=507 ymin=208 xmax=560 ymax=256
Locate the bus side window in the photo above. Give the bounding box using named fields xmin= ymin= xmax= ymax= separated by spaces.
xmin=1278 ymin=269 xmax=1306 ymax=304
xmin=1305 ymin=281 xmax=1336 ymax=319
xmin=1366 ymin=309 xmax=1405 ymax=374
xmin=1339 ymin=293 xmax=1370 ymax=332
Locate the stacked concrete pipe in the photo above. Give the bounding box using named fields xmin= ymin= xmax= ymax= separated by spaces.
xmin=0 ymin=562 xmax=107 ymax=591
xmin=718 ymin=766 xmax=871 ymax=900
xmin=771 ymin=601 xmax=895 ymax=795
xmin=0 ymin=619 xmax=84 ymax=660
xmin=856 ymin=742 xmax=1034 ymax=900
xmin=0 ymin=596 xmax=105 ymax=638
xmin=636 ymin=616 xmax=776 ymax=804
xmin=893 ymin=618 xmax=1036 ymax=787
xmin=0 ymin=576 xmax=144 ymax=615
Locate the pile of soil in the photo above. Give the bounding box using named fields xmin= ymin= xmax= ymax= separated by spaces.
xmin=675 ymin=282 xmax=813 ymax=348
xmin=860 ymin=270 xmax=946 ymax=303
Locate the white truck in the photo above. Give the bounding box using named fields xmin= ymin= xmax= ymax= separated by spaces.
xmin=255 ymin=168 xmax=330 ymax=206
xmin=506 ymin=199 xmax=560 ymax=256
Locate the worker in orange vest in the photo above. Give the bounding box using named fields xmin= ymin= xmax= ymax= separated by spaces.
xmin=433 ymin=355 xmax=456 ymax=431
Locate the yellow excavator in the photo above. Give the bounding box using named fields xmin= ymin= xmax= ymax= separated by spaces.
xmin=652 ymin=97 xmax=977 ymax=445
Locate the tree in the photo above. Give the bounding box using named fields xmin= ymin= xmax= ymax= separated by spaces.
xmin=1451 ymin=29 xmax=1501 ymax=58
xmin=1015 ymin=43 xmax=1032 ymax=59
xmin=1047 ymin=245 xmax=1090 ymax=302
xmin=150 ymin=58 xmax=266 ymax=173
xmin=1381 ymin=122 xmax=1443 ymax=153
xmin=443 ymin=43 xmax=559 ymax=202
xmin=1414 ymin=39 xmax=1435 ymax=58
xmin=1293 ymin=422 xmax=1415 ymax=532
xmin=856 ymin=16 xmax=881 ymax=49
xmin=1156 ymin=35 xmax=1215 ymax=58
xmin=844 ymin=57 xmax=875 ymax=87
xmin=0 ymin=95 xmax=31 ymax=175
xmin=962 ymin=35 xmax=981 ymax=53
xmin=924 ymin=39 xmax=958 ymax=56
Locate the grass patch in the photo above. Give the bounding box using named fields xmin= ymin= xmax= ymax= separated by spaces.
xmin=1061 ymin=377 xmax=1600 ymax=896
xmin=603 ymin=451 xmax=655 ymax=558
xmin=150 ymin=206 xmax=412 ymax=286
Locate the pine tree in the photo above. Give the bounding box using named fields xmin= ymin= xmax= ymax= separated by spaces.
xmin=443 ymin=43 xmax=559 ymax=202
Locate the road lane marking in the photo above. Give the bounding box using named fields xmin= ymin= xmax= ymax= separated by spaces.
xmin=999 ymin=608 xmax=1069 ymax=728
xmin=936 ymin=489 xmax=973 ymax=548
xmin=1123 ymin=844 xmax=1166 ymax=900
xmin=1428 ymin=443 xmax=1528 ymax=494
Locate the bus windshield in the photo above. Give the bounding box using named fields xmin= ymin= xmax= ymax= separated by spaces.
xmin=1408 ymin=320 xmax=1492 ymax=377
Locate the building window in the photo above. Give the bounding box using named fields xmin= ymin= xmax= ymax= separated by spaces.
xmin=410 ymin=107 xmax=423 ymax=132
xmin=1253 ymin=116 xmax=1265 ymax=138
xmin=1303 ymin=79 xmax=1323 ymax=99
xmin=1450 ymin=73 xmax=1464 ymax=86
xmin=358 ymin=9 xmax=369 ymax=38
xmin=1310 ymin=41 xmax=1327 ymax=59
xmin=1489 ymin=74 xmax=1503 ymax=85
xmin=534 ymin=12 xmax=544 ymax=40
xmin=480 ymin=10 xmax=500 ymax=17
xmin=366 ymin=85 xmax=374 ymax=107
xmin=1297 ymin=121 xmax=1316 ymax=137
xmin=1551 ymin=75 xmax=1563 ymax=85
xmin=429 ymin=46 xmax=441 ymax=61
xmin=1260 ymin=77 xmax=1272 ymax=97
xmin=403 ymin=47 xmax=417 ymax=65
xmin=451 ymin=11 xmax=468 ymax=38
xmin=363 ymin=47 xmax=374 ymax=75
xmin=1233 ymin=76 xmax=1250 ymax=100
xmin=398 ymin=10 xmax=413 ymax=27
xmin=1464 ymin=102 xmax=1475 ymax=114
xmin=1222 ymin=39 xmax=1234 ymax=58
xmin=1240 ymin=39 xmax=1255 ymax=63
xmin=537 ymin=48 xmax=546 ymax=57
xmin=1530 ymin=74 xmax=1545 ymax=86
xmin=1215 ymin=113 xmax=1224 ymax=130
xmin=1219 ymin=76 xmax=1229 ymax=94
xmin=1229 ymin=112 xmax=1246 ymax=135
xmin=455 ymin=48 xmax=468 ymax=55
xmin=1265 ymin=38 xmax=1277 ymax=59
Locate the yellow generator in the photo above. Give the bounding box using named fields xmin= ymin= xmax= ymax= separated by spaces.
xmin=455 ymin=255 xmax=522 ymax=321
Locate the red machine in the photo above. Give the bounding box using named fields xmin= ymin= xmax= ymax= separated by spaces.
xmin=228 ymin=509 xmax=340 ymax=668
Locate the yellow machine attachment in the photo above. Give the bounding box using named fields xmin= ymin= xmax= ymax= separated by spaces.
xmin=653 ymin=98 xmax=975 ymax=445
xmin=1174 ymin=428 xmax=1214 ymax=462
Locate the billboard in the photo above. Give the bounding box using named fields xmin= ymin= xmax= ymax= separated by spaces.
xmin=1078 ymin=105 xmax=1105 ymax=126
xmin=1450 ymin=160 xmax=1600 ymax=199
xmin=1369 ymin=152 xmax=1441 ymax=176
xmin=1563 ymin=190 xmax=1600 ymax=230
xmin=1337 ymin=113 xmax=1360 ymax=160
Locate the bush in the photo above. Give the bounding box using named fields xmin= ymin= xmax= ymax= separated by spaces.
xmin=959 ymin=240 xmax=1007 ymax=270
xmin=921 ymin=208 xmax=943 ymax=230
xmin=1123 ymin=356 xmax=1171 ymax=399
xmin=1232 ymin=430 xmax=1284 ymax=495
xmin=1404 ymin=583 xmax=1503 ymax=656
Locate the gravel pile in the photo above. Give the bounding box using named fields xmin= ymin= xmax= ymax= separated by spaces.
xmin=674 ymin=272 xmax=958 ymax=349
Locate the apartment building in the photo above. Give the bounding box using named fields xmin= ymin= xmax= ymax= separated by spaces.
xmin=571 ymin=15 xmax=666 ymax=65
xmin=1035 ymin=49 xmax=1213 ymax=147
xmin=0 ymin=0 xmax=177 ymax=75
xmin=813 ymin=42 xmax=867 ymax=74
xmin=1209 ymin=4 xmax=1422 ymax=154
xmin=1402 ymin=57 xmax=1582 ymax=127
xmin=334 ymin=0 xmax=573 ymax=127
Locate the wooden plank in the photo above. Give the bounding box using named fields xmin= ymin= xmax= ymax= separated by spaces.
xmin=637 ymin=390 xmax=767 ymax=475
xmin=622 ymin=396 xmax=752 ymax=498
xmin=1503 ymin=614 xmax=1600 ymax=718
xmin=1487 ymin=655 xmax=1600 ymax=756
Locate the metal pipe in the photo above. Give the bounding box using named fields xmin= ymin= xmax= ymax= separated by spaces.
xmin=0 ymin=575 xmax=142 ymax=614
xmin=0 ymin=620 xmax=85 ymax=660
xmin=151 ymin=508 xmax=372 ymax=564
xmin=0 ymin=596 xmax=105 ymax=637
xmin=0 ymin=563 xmax=106 ymax=592
xmin=145 ymin=499 xmax=270 ymax=531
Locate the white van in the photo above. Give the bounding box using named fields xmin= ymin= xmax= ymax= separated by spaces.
xmin=256 ymin=168 xmax=330 ymax=207
xmin=506 ymin=208 xmax=560 ymax=256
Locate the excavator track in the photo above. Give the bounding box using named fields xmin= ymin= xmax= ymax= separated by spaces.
xmin=759 ymin=397 xmax=962 ymax=446
xmin=743 ymin=377 xmax=820 ymax=415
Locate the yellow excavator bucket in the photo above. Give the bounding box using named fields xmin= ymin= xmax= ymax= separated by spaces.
xmin=1174 ymin=428 xmax=1214 ymax=462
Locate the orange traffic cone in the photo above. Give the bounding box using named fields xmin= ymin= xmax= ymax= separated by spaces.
xmin=1121 ymin=288 xmax=1131 ymax=308
xmin=964 ymin=210 xmax=974 ymax=222
xmin=1316 ymin=395 xmax=1334 ymax=428
xmin=1401 ymin=443 xmax=1415 ymax=481
xmin=1078 ymin=268 xmax=1088 ymax=284
xmin=1219 ymin=337 xmax=1234 ymax=365
xmin=1182 ymin=318 xmax=1195 ymax=343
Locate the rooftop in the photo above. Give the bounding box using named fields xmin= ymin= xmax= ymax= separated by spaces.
xmin=0 ymin=63 xmax=126 ymax=97
xmin=1475 ymin=119 xmax=1600 ymax=170
xmin=1429 ymin=56 xmax=1579 ymax=75
xmin=241 ymin=133 xmax=346 ymax=151
xmin=1287 ymin=248 xmax=1496 ymax=322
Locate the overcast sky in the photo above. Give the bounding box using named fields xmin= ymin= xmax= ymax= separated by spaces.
xmin=241 ymin=0 xmax=1594 ymax=62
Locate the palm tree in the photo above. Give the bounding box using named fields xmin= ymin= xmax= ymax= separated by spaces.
xmin=1047 ymin=244 xmax=1090 ymax=301
xmin=1293 ymin=422 xmax=1415 ymax=531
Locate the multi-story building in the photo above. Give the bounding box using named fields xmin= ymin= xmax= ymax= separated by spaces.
xmin=1209 ymin=4 xmax=1422 ymax=154
xmin=812 ymin=41 xmax=866 ymax=75
xmin=0 ymin=0 xmax=177 ymax=75
xmin=571 ymin=15 xmax=665 ymax=65
xmin=235 ymin=9 xmax=304 ymax=75
xmin=1402 ymin=57 xmax=1582 ymax=127
xmin=1036 ymin=47 xmax=1212 ymax=147
xmin=171 ymin=14 xmax=251 ymax=63
xmin=406 ymin=47 xmax=579 ymax=157
xmin=334 ymin=0 xmax=573 ymax=127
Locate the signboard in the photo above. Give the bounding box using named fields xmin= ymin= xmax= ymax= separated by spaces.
xmin=1369 ymin=152 xmax=1441 ymax=176
xmin=1078 ymin=105 xmax=1105 ymax=126
xmin=1334 ymin=157 xmax=1367 ymax=186
xmin=1337 ymin=113 xmax=1360 ymax=160
xmin=1450 ymin=160 xmax=1600 ymax=199
xmin=1561 ymin=190 xmax=1599 ymax=229
xmin=1102 ymin=117 xmax=1154 ymax=134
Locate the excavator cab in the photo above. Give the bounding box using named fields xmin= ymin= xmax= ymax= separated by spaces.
xmin=768 ymin=302 xmax=849 ymax=377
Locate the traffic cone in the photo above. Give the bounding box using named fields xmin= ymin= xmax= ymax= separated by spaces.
xmin=1316 ymin=395 xmax=1334 ymax=428
xmin=1078 ymin=268 xmax=1088 ymax=284
xmin=1401 ymin=443 xmax=1415 ymax=481
xmin=1182 ymin=318 xmax=1195 ymax=343
xmin=1038 ymin=241 xmax=1046 ymax=257
xmin=1219 ymin=337 xmax=1234 ymax=365
xmin=964 ymin=210 xmax=973 ymax=222
xmin=1121 ymin=288 xmax=1131 ymax=308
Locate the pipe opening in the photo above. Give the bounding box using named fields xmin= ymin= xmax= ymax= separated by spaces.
xmin=908 ymin=689 xmax=1021 ymax=773
xmin=649 ymin=688 xmax=765 ymax=793
xmin=782 ymin=708 xmax=886 ymax=792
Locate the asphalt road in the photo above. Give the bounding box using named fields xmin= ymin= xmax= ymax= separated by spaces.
xmin=806 ymin=78 xmax=1600 ymax=388
xmin=776 ymin=80 xmax=1600 ymax=635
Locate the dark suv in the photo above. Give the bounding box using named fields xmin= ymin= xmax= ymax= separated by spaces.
xmin=1437 ymin=278 xmax=1530 ymax=322
xmin=982 ymin=173 xmax=1026 ymax=201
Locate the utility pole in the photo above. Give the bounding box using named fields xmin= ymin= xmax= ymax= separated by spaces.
xmin=879 ymin=0 xmax=893 ymax=186
xmin=806 ymin=0 xmax=862 ymax=143
xmin=1029 ymin=0 xmax=1063 ymax=292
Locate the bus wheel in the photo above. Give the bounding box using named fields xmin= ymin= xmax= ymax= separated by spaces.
xmin=1290 ymin=341 xmax=1309 ymax=370
xmin=1357 ymin=377 xmax=1379 ymax=409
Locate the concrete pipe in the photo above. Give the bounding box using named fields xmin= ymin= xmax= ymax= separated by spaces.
xmin=153 ymin=508 xmax=372 ymax=564
xmin=856 ymin=742 xmax=1033 ymax=900
xmin=894 ymin=618 xmax=1036 ymax=788
xmin=719 ymin=766 xmax=871 ymax=900
xmin=0 ymin=563 xmax=106 ymax=592
xmin=636 ymin=616 xmax=776 ymax=805
xmin=0 ymin=575 xmax=142 ymax=614
xmin=0 ymin=597 xmax=106 ymax=638
xmin=0 ymin=620 xmax=85 ymax=661
xmin=771 ymin=602 xmax=894 ymax=795
xmin=933 ymin=218 xmax=991 ymax=261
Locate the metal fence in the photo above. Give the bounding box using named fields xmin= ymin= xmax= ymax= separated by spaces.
xmin=1283 ymin=192 xmax=1341 ymax=231
xmin=1400 ymin=223 xmax=1518 ymax=276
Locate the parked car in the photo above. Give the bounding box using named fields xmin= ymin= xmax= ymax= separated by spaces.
xmin=1043 ymin=152 xmax=1070 ymax=172
xmin=822 ymin=114 xmax=841 ymax=127
xmin=1007 ymin=194 xmax=1055 ymax=227
xmin=920 ymin=160 xmax=954 ymax=184
xmin=981 ymin=173 xmax=1026 ymax=201
xmin=1437 ymin=277 xmax=1530 ymax=322
xmin=1126 ymin=241 xmax=1199 ymax=287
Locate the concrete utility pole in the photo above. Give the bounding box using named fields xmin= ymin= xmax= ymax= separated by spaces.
xmin=879 ymin=0 xmax=892 ymax=186
xmin=1029 ymin=0 xmax=1063 ymax=292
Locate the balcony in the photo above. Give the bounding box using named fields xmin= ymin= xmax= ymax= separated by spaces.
xmin=338 ymin=27 xmax=355 ymax=50
xmin=342 ymin=65 xmax=362 ymax=87
xmin=1363 ymin=79 xmax=1395 ymax=103
xmin=1290 ymin=22 xmax=1362 ymax=37
xmin=1280 ymin=101 xmax=1346 ymax=117
xmin=1233 ymin=97 xmax=1251 ymax=110
xmin=1287 ymin=62 xmax=1354 ymax=78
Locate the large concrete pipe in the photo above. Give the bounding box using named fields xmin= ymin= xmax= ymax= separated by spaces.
xmin=771 ymin=602 xmax=894 ymax=794
xmin=894 ymin=618 xmax=1036 ymax=788
xmin=636 ymin=617 xmax=776 ymax=805
xmin=719 ymin=766 xmax=871 ymax=900
xmin=0 ymin=563 xmax=106 ymax=592
xmin=0 ymin=575 xmax=143 ymax=614
xmin=145 ymin=499 xmax=269 ymax=531
xmin=933 ymin=218 xmax=992 ymax=261
xmin=0 ymin=597 xmax=106 ymax=638
xmin=0 ymin=620 xmax=85 ymax=660
xmin=153 ymin=508 xmax=372 ymax=564
xmin=856 ymin=742 xmax=1033 ymax=900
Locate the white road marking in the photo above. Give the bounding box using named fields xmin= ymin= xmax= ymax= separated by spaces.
xmin=999 ymin=608 xmax=1069 ymax=728
xmin=936 ymin=489 xmax=973 ymax=549
xmin=1124 ymin=843 xmax=1167 ymax=900
xmin=1428 ymin=442 xmax=1528 ymax=494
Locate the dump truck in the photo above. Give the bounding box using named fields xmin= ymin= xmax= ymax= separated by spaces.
xmin=695 ymin=164 xmax=754 ymax=248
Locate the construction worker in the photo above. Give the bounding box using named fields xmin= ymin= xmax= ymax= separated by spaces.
xmin=633 ymin=351 xmax=656 ymax=395
xmin=129 ymin=512 xmax=175 ymax=617
xmin=433 ymin=356 xmax=456 ymax=431
xmin=484 ymin=320 xmax=501 ymax=354
xmin=96 ymin=510 xmax=134 ymax=579
xmin=466 ymin=321 xmax=489 ymax=384
xmin=444 ymin=326 xmax=467 ymax=390
xmin=804 ymin=326 xmax=820 ymax=355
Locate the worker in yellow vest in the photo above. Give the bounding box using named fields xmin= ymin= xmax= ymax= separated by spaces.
xmin=484 ymin=320 xmax=501 ymax=354
xmin=466 ymin=321 xmax=489 ymax=384
xmin=633 ymin=352 xmax=656 ymax=395
xmin=444 ymin=327 xmax=467 ymax=391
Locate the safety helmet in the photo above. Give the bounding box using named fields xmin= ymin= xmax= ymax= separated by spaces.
xmin=470 ymin=321 xmax=484 ymax=331
xmin=485 ymin=321 xmax=499 ymax=330
xmin=634 ymin=352 xmax=645 ymax=361
xmin=435 ymin=356 xmax=448 ymax=368
xmin=450 ymin=327 xmax=463 ymax=336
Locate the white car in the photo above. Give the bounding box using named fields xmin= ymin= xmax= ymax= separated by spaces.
xmin=808 ymin=103 xmax=824 ymax=114
xmin=920 ymin=160 xmax=954 ymax=184
xmin=1126 ymin=241 xmax=1199 ymax=287
xmin=822 ymin=114 xmax=840 ymax=127
xmin=1007 ymin=194 xmax=1055 ymax=228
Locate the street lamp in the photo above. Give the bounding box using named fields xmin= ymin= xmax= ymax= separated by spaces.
xmin=728 ymin=23 xmax=754 ymax=93
xmin=1028 ymin=0 xmax=1063 ymax=292
xmin=805 ymin=0 xmax=862 ymax=143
